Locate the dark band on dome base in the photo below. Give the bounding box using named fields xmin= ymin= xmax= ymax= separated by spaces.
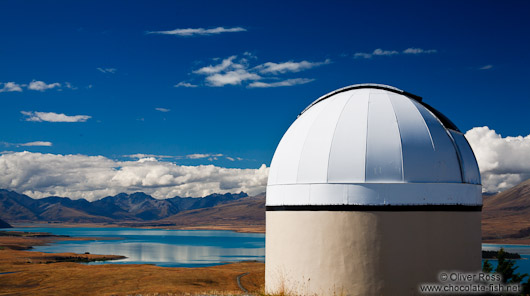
xmin=266 ymin=205 xmax=482 ymax=212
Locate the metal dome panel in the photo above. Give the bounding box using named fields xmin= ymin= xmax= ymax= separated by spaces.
xmin=297 ymin=91 xmax=351 ymax=183
xmin=267 ymin=84 xmax=482 ymax=206
xmin=327 ymin=89 xmax=369 ymax=183
xmin=365 ymin=91 xmax=403 ymax=182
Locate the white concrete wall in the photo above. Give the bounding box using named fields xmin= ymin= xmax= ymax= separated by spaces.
xmin=265 ymin=211 xmax=481 ymax=295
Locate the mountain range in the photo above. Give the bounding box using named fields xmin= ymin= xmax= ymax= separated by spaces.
xmin=2 ymin=178 xmax=530 ymax=242
xmin=0 ymin=189 xmax=249 ymax=224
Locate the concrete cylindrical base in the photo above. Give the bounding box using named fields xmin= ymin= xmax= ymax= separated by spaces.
xmin=265 ymin=211 xmax=481 ymax=295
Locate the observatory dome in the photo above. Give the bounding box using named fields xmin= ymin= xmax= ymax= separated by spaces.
xmin=267 ymin=84 xmax=481 ymax=207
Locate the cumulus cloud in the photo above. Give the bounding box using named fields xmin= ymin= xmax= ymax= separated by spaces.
xmin=155 ymin=107 xmax=170 ymax=112
xmin=0 ymin=151 xmax=268 ymax=200
xmin=97 ymin=68 xmax=117 ymax=74
xmin=28 ymin=80 xmax=61 ymax=91
xmin=255 ymin=59 xmax=331 ymax=74
xmin=465 ymin=126 xmax=530 ymax=193
xmin=248 ymin=78 xmax=315 ymax=88
xmin=147 ymin=26 xmax=246 ymax=36
xmin=21 ymin=111 xmax=91 ymax=123
xmin=0 ymin=82 xmax=23 ymax=93
xmin=355 ymin=48 xmax=437 ymax=59
xmin=174 ymin=82 xmax=197 ymax=88
xmin=187 ymin=54 xmax=327 ymax=87
xmin=20 ymin=141 xmax=53 ymax=147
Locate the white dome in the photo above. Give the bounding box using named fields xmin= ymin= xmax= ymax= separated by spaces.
xmin=267 ymin=84 xmax=482 ymax=206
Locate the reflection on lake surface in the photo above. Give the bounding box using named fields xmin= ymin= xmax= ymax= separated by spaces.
xmin=10 ymin=227 xmax=529 ymax=274
xmin=8 ymin=227 xmax=265 ymax=267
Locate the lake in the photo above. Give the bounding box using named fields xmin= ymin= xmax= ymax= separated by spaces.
xmin=8 ymin=226 xmax=265 ymax=267
xmin=482 ymin=244 xmax=530 ymax=276
xmin=7 ymin=226 xmax=530 ymax=276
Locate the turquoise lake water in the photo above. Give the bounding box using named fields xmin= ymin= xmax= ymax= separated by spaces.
xmin=6 ymin=226 xmax=530 ymax=276
xmin=8 ymin=226 xmax=265 ymax=267
xmin=482 ymin=244 xmax=530 ymax=277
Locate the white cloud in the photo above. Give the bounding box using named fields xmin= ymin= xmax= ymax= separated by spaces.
xmin=147 ymin=26 xmax=246 ymax=37
xmin=192 ymin=55 xmax=260 ymax=87
xmin=97 ymin=68 xmax=117 ymax=74
xmin=205 ymin=70 xmax=261 ymax=87
xmin=355 ymin=48 xmax=437 ymax=59
xmin=465 ymin=126 xmax=530 ymax=193
xmin=155 ymin=107 xmax=170 ymax=112
xmin=225 ymin=156 xmax=243 ymax=161
xmin=248 ymin=78 xmax=315 ymax=88
xmin=125 ymin=153 xmax=176 ymax=160
xmin=174 ymin=82 xmax=197 ymax=88
xmin=28 ymin=80 xmax=61 ymax=91
xmin=402 ymin=48 xmax=437 ymax=54
xmin=353 ymin=52 xmax=373 ymax=59
xmin=188 ymin=54 xmax=327 ymax=87
xmin=186 ymin=153 xmax=223 ymax=160
xmin=255 ymin=59 xmax=331 ymax=74
xmin=21 ymin=111 xmax=91 ymax=123
xmin=0 ymin=151 xmax=268 ymax=200
xmin=193 ymin=56 xmax=243 ymax=75
xmin=1 ymin=80 xmax=77 ymax=92
xmin=20 ymin=141 xmax=53 ymax=147
xmin=373 ymin=48 xmax=399 ymax=56
xmin=480 ymin=65 xmax=493 ymax=70
xmin=64 ymin=82 xmax=78 ymax=90
xmin=0 ymin=82 xmax=23 ymax=93
xmin=1 ymin=141 xmax=53 ymax=147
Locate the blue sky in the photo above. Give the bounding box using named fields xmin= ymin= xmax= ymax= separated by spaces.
xmin=1 ymin=0 xmax=529 ymax=199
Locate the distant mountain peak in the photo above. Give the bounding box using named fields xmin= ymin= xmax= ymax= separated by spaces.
xmin=0 ymin=189 xmax=251 ymax=223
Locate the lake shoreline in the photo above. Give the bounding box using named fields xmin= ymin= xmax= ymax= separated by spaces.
xmin=2 ymin=226 xmax=528 ymax=295
xmin=4 ymin=225 xmax=265 ymax=268
xmin=483 ymin=238 xmax=530 ymax=245
xmin=0 ymin=228 xmax=265 ymax=295
xmin=10 ymin=221 xmax=266 ymax=234
xmin=0 ymin=230 xmax=126 ymax=262
xmin=10 ymin=222 xmax=530 ymax=244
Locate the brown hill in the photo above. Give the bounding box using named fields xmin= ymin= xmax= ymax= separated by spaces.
xmin=152 ymin=193 xmax=265 ymax=232
xmin=38 ymin=204 xmax=114 ymax=223
xmin=482 ymin=179 xmax=530 ymax=243
xmin=0 ymin=190 xmax=39 ymax=221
